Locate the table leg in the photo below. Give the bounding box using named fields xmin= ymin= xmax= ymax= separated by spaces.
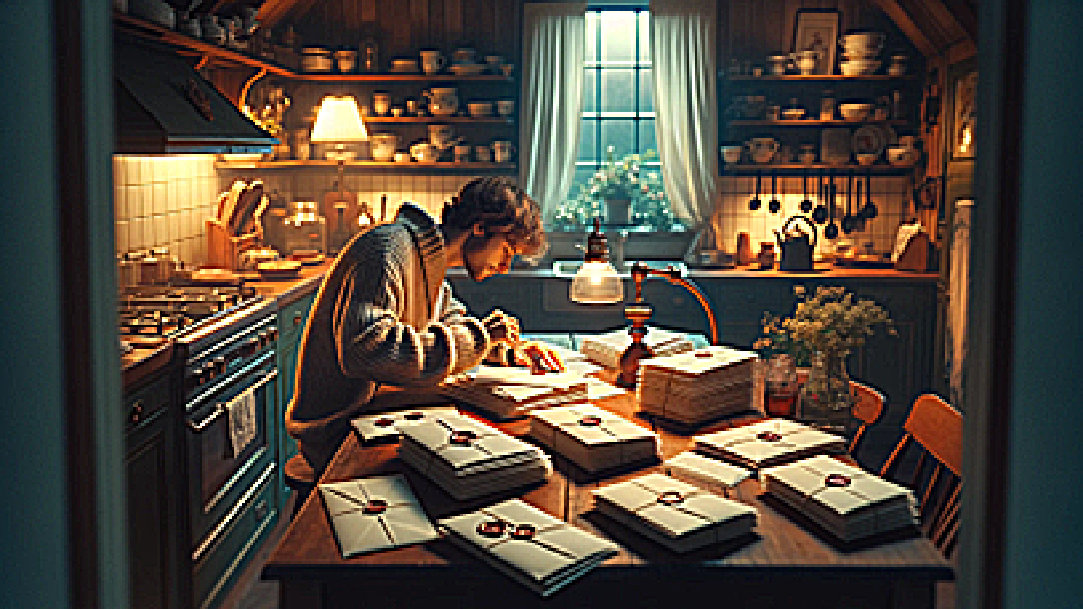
xmin=890 ymin=579 xmax=936 ymax=609
xmin=280 ymin=580 xmax=323 ymax=609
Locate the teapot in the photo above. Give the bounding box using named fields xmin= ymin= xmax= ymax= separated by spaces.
xmin=746 ymin=137 xmax=779 ymax=164
xmin=775 ymin=215 xmax=817 ymax=271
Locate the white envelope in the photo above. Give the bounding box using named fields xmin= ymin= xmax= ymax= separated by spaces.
xmin=319 ymin=474 xmax=439 ymax=558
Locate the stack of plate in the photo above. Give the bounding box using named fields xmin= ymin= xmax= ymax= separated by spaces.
xmin=579 ymin=327 xmax=701 ymax=369
xmin=438 ymin=499 xmax=618 ymax=597
xmin=529 ymin=403 xmax=660 ymax=473
xmin=694 ymin=418 xmax=847 ymax=473
xmin=839 ymin=31 xmax=885 ymax=76
xmin=762 ymin=455 xmax=919 ymax=543
xmin=591 ymin=473 xmax=757 ymax=553
xmin=636 ymin=345 xmax=758 ymax=424
xmin=440 ymin=365 xmax=588 ymax=420
xmin=399 ymin=412 xmax=552 ymax=501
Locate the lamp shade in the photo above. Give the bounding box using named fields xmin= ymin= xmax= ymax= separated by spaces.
xmin=311 ymin=96 xmax=368 ymax=142
xmin=570 ymin=261 xmax=623 ymax=304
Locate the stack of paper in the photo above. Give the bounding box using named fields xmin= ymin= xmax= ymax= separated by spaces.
xmin=439 ymin=498 xmax=618 ymax=597
xmin=318 ymin=474 xmax=440 ymax=558
xmin=636 ymin=345 xmax=758 ymax=424
xmin=578 ymin=327 xmax=702 ymax=369
xmin=762 ymin=455 xmax=919 ymax=543
xmin=663 ymin=451 xmax=754 ymax=500
xmin=591 ymin=473 xmax=757 ymax=553
xmin=440 ymin=366 xmax=589 ymax=420
xmin=529 ymin=403 xmax=660 ymax=473
xmin=351 ymin=406 xmax=460 ymax=443
xmin=694 ymin=418 xmax=847 ymax=472
xmin=398 ymin=412 xmax=552 ymax=501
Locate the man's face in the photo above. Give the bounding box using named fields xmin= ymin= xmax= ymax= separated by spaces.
xmin=462 ymin=228 xmax=518 ymax=282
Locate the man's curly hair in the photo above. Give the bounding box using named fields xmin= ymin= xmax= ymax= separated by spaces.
xmin=442 ymin=177 xmax=546 ymax=257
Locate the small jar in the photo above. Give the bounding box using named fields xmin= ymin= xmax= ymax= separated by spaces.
xmin=819 ymin=90 xmax=836 ymax=121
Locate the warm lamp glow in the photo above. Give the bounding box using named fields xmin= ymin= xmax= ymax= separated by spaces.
xmin=570 ymin=261 xmax=623 ymax=304
xmin=311 ymin=96 xmax=368 ymax=143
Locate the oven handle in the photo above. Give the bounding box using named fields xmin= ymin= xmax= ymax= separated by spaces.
xmin=186 ymin=369 xmax=278 ymax=433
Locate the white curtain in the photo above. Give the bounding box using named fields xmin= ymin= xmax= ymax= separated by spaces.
xmin=520 ymin=3 xmax=587 ymax=220
xmin=649 ymin=0 xmax=718 ymax=226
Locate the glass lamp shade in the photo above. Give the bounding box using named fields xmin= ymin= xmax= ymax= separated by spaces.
xmin=569 ymin=261 xmax=623 ymax=304
xmin=311 ymin=96 xmax=369 ymax=142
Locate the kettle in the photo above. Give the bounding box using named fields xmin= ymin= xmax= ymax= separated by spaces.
xmin=775 ymin=215 xmax=817 ymax=271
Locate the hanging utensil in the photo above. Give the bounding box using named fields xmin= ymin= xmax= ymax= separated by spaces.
xmin=861 ymin=171 xmax=878 ymax=220
xmin=799 ymin=169 xmax=813 ymax=213
xmin=824 ymin=172 xmax=839 ymax=239
xmin=812 ymin=170 xmax=828 ymax=224
xmin=768 ymin=171 xmax=781 ymax=213
xmin=854 ymin=176 xmax=866 ymax=231
xmin=841 ymin=172 xmax=855 ymax=234
xmin=749 ymin=172 xmax=762 ymax=211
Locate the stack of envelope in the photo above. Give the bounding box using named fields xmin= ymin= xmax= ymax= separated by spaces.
xmin=694 ymin=418 xmax=847 ymax=472
xmin=578 ymin=327 xmax=701 ymax=369
xmin=318 ymin=474 xmax=440 ymax=558
xmin=663 ymin=451 xmax=754 ymax=500
xmin=440 ymin=366 xmax=589 ymax=420
xmin=762 ymin=455 xmax=919 ymax=543
xmin=351 ymin=406 xmax=460 ymax=443
xmin=529 ymin=403 xmax=660 ymax=473
xmin=636 ymin=345 xmax=758 ymax=424
xmin=438 ymin=498 xmax=619 ymax=597
xmin=398 ymin=412 xmax=552 ymax=501
xmin=591 ymin=473 xmax=757 ymax=553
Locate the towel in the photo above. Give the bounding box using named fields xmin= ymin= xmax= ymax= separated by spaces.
xmin=226 ymin=387 xmax=258 ymax=457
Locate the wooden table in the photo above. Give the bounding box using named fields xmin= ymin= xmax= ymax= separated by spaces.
xmin=262 ymin=373 xmax=953 ymax=609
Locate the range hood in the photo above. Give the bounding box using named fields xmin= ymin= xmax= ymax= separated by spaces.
xmin=114 ymin=36 xmax=277 ymax=154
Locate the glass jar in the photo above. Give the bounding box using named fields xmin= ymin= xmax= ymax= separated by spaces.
xmin=798 ymin=350 xmax=854 ymax=434
xmin=765 ymin=353 xmax=799 ymax=417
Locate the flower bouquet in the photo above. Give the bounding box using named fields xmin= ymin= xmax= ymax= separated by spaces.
xmin=553 ymin=147 xmax=680 ymax=231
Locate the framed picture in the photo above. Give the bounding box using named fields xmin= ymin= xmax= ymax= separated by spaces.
xmin=951 ymin=69 xmax=978 ymax=160
xmin=792 ymin=9 xmax=840 ymax=76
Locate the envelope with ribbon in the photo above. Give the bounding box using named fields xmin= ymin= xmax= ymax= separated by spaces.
xmin=663 ymin=451 xmax=754 ymax=500
xmin=530 ymin=403 xmax=659 ymax=473
xmin=591 ymin=472 xmax=757 ymax=553
xmin=318 ymin=474 xmax=440 ymax=558
xmin=351 ymin=406 xmax=460 ymax=443
xmin=762 ymin=455 xmax=919 ymax=543
xmin=694 ymin=418 xmax=846 ymax=472
xmin=438 ymin=498 xmax=619 ymax=597
xmin=399 ymin=412 xmax=552 ymax=500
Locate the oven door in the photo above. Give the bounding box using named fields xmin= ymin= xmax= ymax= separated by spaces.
xmin=185 ymin=350 xmax=277 ymax=547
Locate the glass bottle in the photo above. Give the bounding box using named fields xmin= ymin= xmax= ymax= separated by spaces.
xmin=798 ymin=350 xmax=853 ymax=434
xmin=361 ymin=37 xmax=379 ymax=72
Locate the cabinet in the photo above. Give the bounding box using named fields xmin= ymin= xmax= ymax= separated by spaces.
xmin=275 ymin=289 xmax=317 ymax=500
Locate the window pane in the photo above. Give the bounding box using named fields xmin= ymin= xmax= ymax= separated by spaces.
xmin=585 ymin=12 xmax=599 ymax=62
xmin=601 ymin=69 xmax=635 ymax=113
xmin=577 ymin=118 xmax=596 ymax=162
xmin=638 ymin=69 xmax=653 ymax=112
xmin=600 ymin=120 xmax=635 ymax=157
xmin=639 ymin=119 xmax=657 ymax=154
xmin=582 ymin=68 xmax=597 ymax=113
xmin=638 ymin=11 xmax=650 ymax=62
xmin=601 ymin=11 xmax=636 ymax=64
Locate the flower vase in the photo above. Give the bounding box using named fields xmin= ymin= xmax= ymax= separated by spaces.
xmin=798 ymin=350 xmax=853 ymax=435
xmin=606 ymin=198 xmax=632 ymax=225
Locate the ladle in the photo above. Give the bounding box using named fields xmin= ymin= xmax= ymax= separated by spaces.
xmin=799 ymin=170 xmax=813 ymax=213
xmin=841 ymin=172 xmax=856 ymax=234
xmin=824 ymin=173 xmax=840 ymax=239
xmin=749 ymin=172 xmax=762 ymax=211
xmin=861 ymin=171 xmax=878 ymax=220
xmin=811 ymin=170 xmax=828 ymax=224
xmin=768 ymin=172 xmax=781 ymax=213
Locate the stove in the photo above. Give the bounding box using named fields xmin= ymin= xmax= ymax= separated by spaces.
xmin=118 ymin=285 xmax=260 ymax=361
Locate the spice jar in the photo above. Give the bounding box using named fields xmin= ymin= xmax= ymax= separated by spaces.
xmin=820 ymin=90 xmax=836 ymax=121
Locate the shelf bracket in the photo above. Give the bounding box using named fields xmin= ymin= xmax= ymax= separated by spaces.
xmin=238 ymin=68 xmax=268 ymax=116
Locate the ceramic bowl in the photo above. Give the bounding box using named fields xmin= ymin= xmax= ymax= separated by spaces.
xmin=855 ymin=152 xmax=878 ymax=166
xmin=839 ymin=103 xmax=873 ymax=121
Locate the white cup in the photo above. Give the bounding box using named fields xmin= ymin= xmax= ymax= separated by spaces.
xmin=419 ymin=50 xmax=446 ymax=75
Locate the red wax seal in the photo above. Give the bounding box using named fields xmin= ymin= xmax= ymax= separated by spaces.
xmin=825 ymin=474 xmax=852 ymax=487
xmin=694 ymin=350 xmax=714 ymax=358
xmin=657 ymin=491 xmax=684 ymax=506
xmin=363 ymin=499 xmax=388 ymax=514
xmin=510 ymin=524 xmax=536 ymax=540
xmin=476 ymin=520 xmax=506 ymax=538
xmin=449 ymin=430 xmax=476 ymax=445
xmin=578 ymin=415 xmax=602 ymax=426
xmin=403 ymin=411 xmax=425 ymax=420
xmin=756 ymin=431 xmax=783 ymax=442
xmin=374 ymin=417 xmax=395 ymax=427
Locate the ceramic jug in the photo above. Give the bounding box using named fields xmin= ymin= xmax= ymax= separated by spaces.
xmin=746 ymin=138 xmax=779 ymax=164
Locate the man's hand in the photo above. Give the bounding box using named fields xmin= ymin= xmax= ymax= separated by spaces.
xmin=513 ymin=341 xmax=567 ymax=374
xmin=483 ymin=309 xmax=521 ymax=345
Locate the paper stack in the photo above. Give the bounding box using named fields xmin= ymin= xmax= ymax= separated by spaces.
xmin=398 ymin=412 xmax=552 ymax=501
xmin=591 ymin=472 xmax=757 ymax=553
xmin=351 ymin=406 xmax=460 ymax=443
xmin=439 ymin=498 xmax=618 ymax=597
xmin=762 ymin=455 xmax=919 ymax=543
xmin=578 ymin=327 xmax=702 ymax=369
xmin=318 ymin=474 xmax=440 ymax=558
xmin=529 ymin=403 xmax=660 ymax=473
xmin=636 ymin=345 xmax=758 ymax=424
xmin=694 ymin=418 xmax=847 ymax=472
xmin=440 ymin=366 xmax=589 ymax=420
xmin=663 ymin=451 xmax=754 ymax=500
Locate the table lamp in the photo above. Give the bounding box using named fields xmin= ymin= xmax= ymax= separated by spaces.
xmin=570 ymin=218 xmax=719 ymax=388
xmin=311 ymin=95 xmax=368 ymax=252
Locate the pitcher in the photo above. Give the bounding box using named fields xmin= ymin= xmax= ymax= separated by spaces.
xmin=745 ymin=137 xmax=779 ymax=164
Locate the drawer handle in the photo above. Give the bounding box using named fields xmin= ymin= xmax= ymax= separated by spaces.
xmin=129 ymin=400 xmax=144 ymax=424
xmin=187 ymin=404 xmax=224 ymax=432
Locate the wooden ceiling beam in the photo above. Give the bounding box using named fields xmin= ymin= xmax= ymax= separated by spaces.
xmin=870 ymin=0 xmax=938 ymax=58
xmin=940 ymin=0 xmax=978 ymax=42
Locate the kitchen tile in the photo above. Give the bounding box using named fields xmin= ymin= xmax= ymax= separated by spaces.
xmin=115 ymin=220 xmax=129 ymax=254
xmin=130 ymin=217 xmax=146 ymax=250
xmin=113 ymin=186 xmax=128 ymax=220
xmin=149 ymin=182 xmax=167 ymax=216
xmin=153 ymin=214 xmax=168 ymax=248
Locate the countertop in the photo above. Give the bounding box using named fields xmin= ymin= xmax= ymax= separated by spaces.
xmin=446 ymin=263 xmax=938 ymax=281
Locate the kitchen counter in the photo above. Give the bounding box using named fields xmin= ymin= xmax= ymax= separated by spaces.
xmin=446 ymin=263 xmax=938 ymax=281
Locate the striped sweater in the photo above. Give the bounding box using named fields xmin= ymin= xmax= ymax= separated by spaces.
xmin=285 ymin=203 xmax=490 ymax=471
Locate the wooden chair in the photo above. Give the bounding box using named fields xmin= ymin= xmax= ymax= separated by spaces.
xmin=880 ymin=394 xmax=963 ymax=558
xmin=284 ymin=454 xmax=316 ymax=520
xmin=848 ymin=380 xmax=886 ymax=454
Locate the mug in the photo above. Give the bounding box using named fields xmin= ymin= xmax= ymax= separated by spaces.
xmin=394 ymin=152 xmax=410 ymax=163
xmin=496 ymin=99 xmax=515 ymax=116
xmin=475 ymin=145 xmax=492 ymax=162
xmin=492 ymin=140 xmax=516 ymax=162
xmin=419 ymin=49 xmax=446 ymax=75
xmin=745 ymin=138 xmax=779 ymax=164
xmin=720 ymin=145 xmax=742 ymax=164
xmin=373 ymin=92 xmax=390 ymax=116
xmin=410 ymin=142 xmax=439 ymax=162
xmin=390 ymin=106 xmax=404 ymax=117
xmin=767 ymin=55 xmax=788 ymax=75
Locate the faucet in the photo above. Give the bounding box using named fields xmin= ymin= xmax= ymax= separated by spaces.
xmin=611 ymin=229 xmax=629 ymax=273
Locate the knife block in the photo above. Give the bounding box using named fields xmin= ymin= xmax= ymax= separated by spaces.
xmin=206 ymin=219 xmax=255 ymax=270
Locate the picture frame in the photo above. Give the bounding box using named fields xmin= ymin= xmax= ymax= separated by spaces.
xmin=951 ymin=69 xmax=978 ymax=160
xmin=792 ymin=9 xmax=841 ymax=76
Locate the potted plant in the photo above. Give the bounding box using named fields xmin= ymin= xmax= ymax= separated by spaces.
xmin=553 ymin=147 xmax=679 ymax=231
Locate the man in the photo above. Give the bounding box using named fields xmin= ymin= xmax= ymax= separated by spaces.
xmin=286 ymin=176 xmax=562 ymax=474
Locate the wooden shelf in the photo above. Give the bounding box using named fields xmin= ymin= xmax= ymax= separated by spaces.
xmin=216 ymin=160 xmax=517 ymax=172
xmin=721 ymin=73 xmax=917 ymax=81
xmin=295 ymin=73 xmax=512 ymax=83
xmin=362 ymin=116 xmax=514 ymax=124
xmin=728 ymin=119 xmax=908 ymax=127
xmin=721 ymin=163 xmax=915 ymax=175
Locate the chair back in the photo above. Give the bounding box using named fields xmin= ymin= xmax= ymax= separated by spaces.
xmin=880 ymin=394 xmax=962 ymax=558
xmin=848 ymin=380 xmax=885 ymax=454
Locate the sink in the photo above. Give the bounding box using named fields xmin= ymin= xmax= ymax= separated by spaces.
xmin=551 ymin=260 xmax=687 ymax=278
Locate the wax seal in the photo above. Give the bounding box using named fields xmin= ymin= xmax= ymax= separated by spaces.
xmin=756 ymin=431 xmax=783 ymax=442
xmin=510 ymin=524 xmax=536 ymax=540
xmin=578 ymin=415 xmax=602 ymax=426
xmin=403 ymin=411 xmax=425 ymax=420
xmin=476 ymin=520 xmax=506 ymax=538
xmin=374 ymin=417 xmax=395 ymax=427
xmin=657 ymin=491 xmax=684 ymax=506
xmin=694 ymin=350 xmax=714 ymax=358
xmin=825 ymin=473 xmax=852 ymax=487
xmin=449 ymin=430 xmax=476 ymax=445
xmin=363 ymin=499 xmax=388 ymax=514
